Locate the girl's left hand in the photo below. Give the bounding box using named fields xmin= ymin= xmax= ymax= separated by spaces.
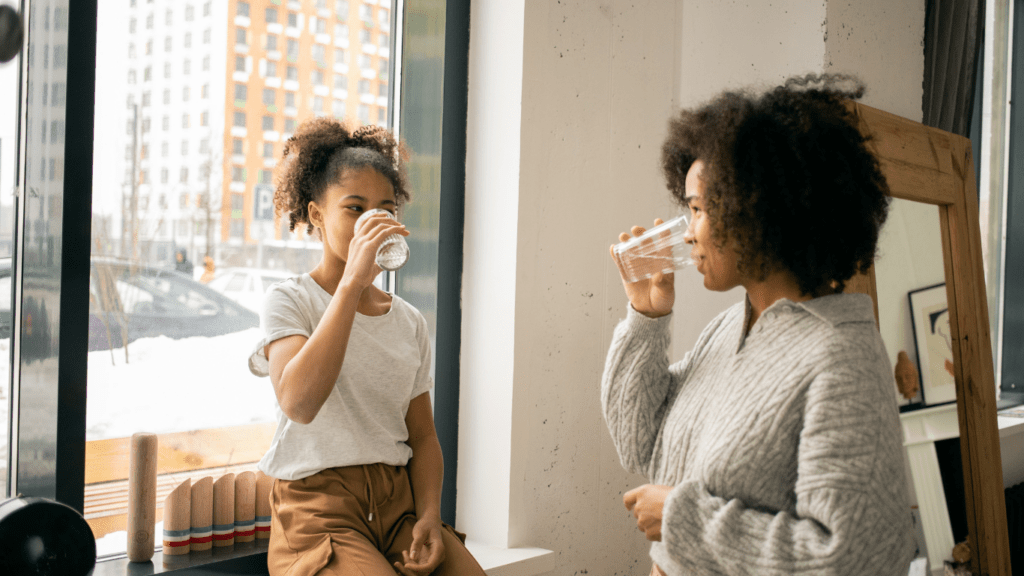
xmin=394 ymin=516 xmax=446 ymax=576
xmin=624 ymin=484 xmax=673 ymax=541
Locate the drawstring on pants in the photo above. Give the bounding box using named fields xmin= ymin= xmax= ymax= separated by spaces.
xmin=361 ymin=465 xmax=380 ymax=525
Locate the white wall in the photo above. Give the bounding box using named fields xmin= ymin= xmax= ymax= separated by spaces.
xmin=459 ymin=1 xmax=925 ymax=574
xmin=459 ymin=0 xmax=525 ymax=549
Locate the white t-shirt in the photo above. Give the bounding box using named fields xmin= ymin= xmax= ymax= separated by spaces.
xmin=248 ymin=273 xmax=433 ymax=481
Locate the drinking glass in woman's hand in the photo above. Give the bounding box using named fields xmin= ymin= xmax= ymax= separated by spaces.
xmin=610 ymin=218 xmax=682 ymax=318
xmin=613 ymin=214 xmax=693 ymax=283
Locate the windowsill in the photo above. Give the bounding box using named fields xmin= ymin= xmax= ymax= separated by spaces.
xmin=90 ymin=541 xmax=554 ymax=576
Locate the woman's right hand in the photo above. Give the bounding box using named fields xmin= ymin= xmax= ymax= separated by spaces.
xmin=343 ymin=212 xmax=409 ymax=289
xmin=610 ymin=219 xmax=675 ymax=318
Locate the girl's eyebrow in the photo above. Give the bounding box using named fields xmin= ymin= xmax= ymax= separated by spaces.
xmin=682 ymin=195 xmax=697 ymax=206
xmin=340 ymin=195 xmax=396 ymax=205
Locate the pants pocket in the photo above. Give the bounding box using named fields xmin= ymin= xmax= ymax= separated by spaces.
xmin=285 ymin=534 xmax=333 ymax=576
xmin=441 ymin=522 xmax=467 ymax=544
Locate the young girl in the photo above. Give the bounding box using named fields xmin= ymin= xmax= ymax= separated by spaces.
xmin=248 ymin=119 xmax=487 ymax=576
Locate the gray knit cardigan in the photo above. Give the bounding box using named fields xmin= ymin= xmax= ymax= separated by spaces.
xmin=602 ymin=293 xmax=915 ymax=575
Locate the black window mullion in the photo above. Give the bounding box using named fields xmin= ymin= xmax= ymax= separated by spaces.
xmin=54 ymin=0 xmax=97 ymax=513
xmin=434 ymin=0 xmax=470 ymax=527
xmin=1000 ymin=0 xmax=1024 ymax=401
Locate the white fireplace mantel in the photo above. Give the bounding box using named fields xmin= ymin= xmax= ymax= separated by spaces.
xmin=901 ymin=403 xmax=1024 ymax=573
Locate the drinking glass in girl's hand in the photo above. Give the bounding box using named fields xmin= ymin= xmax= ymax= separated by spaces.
xmin=612 ymin=214 xmax=694 ymax=283
xmin=356 ymin=208 xmax=410 ymax=271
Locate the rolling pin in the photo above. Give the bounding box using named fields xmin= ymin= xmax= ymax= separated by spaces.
xmin=126 ymin=432 xmax=157 ymax=562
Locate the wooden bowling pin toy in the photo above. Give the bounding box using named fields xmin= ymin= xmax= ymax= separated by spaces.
xmin=255 ymin=471 xmax=273 ymax=540
xmin=162 ymin=479 xmax=191 ymax=555
xmin=212 ymin=473 xmax=236 ymax=547
xmin=126 ymin=433 xmax=158 ymax=562
xmin=234 ymin=472 xmax=256 ymax=543
xmin=190 ymin=476 xmax=214 ymax=551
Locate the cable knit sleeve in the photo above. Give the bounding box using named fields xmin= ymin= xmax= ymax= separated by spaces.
xmin=654 ymin=339 xmax=915 ymax=575
xmin=601 ymin=304 xmax=730 ymax=477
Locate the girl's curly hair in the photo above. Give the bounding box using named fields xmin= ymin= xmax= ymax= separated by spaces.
xmin=274 ymin=118 xmax=410 ymax=235
xmin=661 ymin=73 xmax=891 ymax=296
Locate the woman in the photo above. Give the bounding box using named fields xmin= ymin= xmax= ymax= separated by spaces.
xmin=248 ymin=119 xmax=486 ymax=576
xmin=603 ymin=75 xmax=915 ymax=575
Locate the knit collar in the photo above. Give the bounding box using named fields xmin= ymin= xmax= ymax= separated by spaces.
xmin=737 ymin=292 xmax=875 ymax=353
xmin=744 ymin=292 xmax=876 ymax=328
xmin=794 ymin=293 xmax=876 ymax=326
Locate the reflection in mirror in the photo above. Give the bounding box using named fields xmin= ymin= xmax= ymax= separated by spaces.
xmin=874 ymin=198 xmax=969 ymax=567
xmin=875 ymin=198 xmax=948 ymax=410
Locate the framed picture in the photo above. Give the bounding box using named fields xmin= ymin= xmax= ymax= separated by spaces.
xmin=908 ymin=283 xmax=957 ymax=406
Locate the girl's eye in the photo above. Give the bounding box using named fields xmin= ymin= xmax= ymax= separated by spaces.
xmin=346 ymin=205 xmax=364 ymax=213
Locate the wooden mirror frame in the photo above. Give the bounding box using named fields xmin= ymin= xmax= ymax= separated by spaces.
xmin=845 ymin=102 xmax=1011 ymax=575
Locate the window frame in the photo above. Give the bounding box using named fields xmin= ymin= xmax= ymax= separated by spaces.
xmin=996 ymin=0 xmax=1024 ymax=402
xmin=6 ymin=0 xmax=471 ymax=565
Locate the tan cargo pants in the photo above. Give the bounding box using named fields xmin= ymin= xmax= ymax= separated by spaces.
xmin=268 ymin=463 xmax=486 ymax=576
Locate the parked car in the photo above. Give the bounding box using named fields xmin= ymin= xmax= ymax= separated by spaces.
xmin=0 ymin=258 xmax=260 ymax=352
xmin=205 ymin=267 xmax=293 ymax=313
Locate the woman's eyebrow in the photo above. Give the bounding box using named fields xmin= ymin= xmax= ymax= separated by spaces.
xmin=682 ymin=195 xmax=697 ymax=206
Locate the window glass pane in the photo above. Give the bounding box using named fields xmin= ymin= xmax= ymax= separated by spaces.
xmin=0 ymin=32 xmax=20 ymax=497
xmin=396 ymin=0 xmax=444 ymax=389
xmin=88 ymin=0 xmax=398 ymax=556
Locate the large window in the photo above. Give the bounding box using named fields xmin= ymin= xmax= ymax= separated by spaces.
xmin=6 ymin=0 xmax=464 ymax=567
xmin=994 ymin=0 xmax=1024 ymax=401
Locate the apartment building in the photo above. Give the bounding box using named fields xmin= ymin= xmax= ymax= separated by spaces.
xmin=104 ymin=0 xmax=391 ymax=269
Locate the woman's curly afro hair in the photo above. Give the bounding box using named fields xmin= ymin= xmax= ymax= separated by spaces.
xmin=274 ymin=118 xmax=410 ymax=235
xmin=661 ymin=73 xmax=891 ymax=296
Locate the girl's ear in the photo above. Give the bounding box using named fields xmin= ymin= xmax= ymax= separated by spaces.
xmin=308 ymin=200 xmax=322 ymax=230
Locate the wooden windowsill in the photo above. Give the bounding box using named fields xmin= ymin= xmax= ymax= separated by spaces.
xmin=91 ymin=541 xmax=554 ymax=576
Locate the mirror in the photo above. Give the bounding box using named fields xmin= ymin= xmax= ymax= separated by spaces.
xmin=847 ymin=102 xmax=1011 ymax=575
xmin=875 ymin=198 xmax=967 ymax=570
xmin=876 ymin=199 xmax=948 ymax=410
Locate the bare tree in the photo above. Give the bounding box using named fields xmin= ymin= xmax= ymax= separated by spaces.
xmin=194 ymin=149 xmax=223 ymax=263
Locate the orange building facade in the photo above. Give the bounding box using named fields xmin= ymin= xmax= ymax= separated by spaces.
xmin=220 ymin=0 xmax=391 ymax=254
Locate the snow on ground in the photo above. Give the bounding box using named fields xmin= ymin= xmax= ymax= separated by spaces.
xmin=0 ymin=329 xmax=279 ymax=490
xmin=85 ymin=328 xmax=278 ymax=440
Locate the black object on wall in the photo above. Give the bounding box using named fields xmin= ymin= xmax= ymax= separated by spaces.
xmin=0 ymin=497 xmax=96 ymax=575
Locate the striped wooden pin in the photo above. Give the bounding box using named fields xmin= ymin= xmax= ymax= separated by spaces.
xmin=162 ymin=478 xmax=191 ymax=555
xmin=234 ymin=472 xmax=256 ymax=543
xmin=255 ymin=471 xmax=273 ymax=540
xmin=190 ymin=476 xmax=213 ymax=551
xmin=212 ymin=473 xmax=235 ymax=547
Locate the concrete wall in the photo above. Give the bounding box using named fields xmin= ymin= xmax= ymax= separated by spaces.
xmin=459 ymin=1 xmax=925 ymax=574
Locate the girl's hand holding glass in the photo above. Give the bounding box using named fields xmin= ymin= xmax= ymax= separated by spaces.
xmin=345 ymin=211 xmax=409 ymax=288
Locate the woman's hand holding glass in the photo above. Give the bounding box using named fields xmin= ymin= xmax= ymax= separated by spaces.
xmin=610 ymin=218 xmax=676 ymax=318
xmin=344 ymin=212 xmax=409 ymax=289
